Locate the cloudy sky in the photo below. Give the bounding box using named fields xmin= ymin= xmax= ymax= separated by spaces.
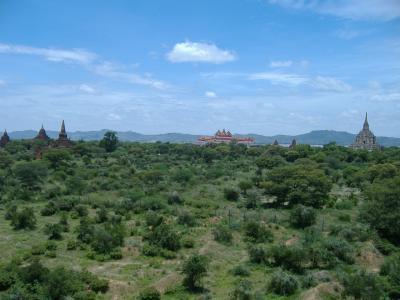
xmin=0 ymin=0 xmax=399 ymax=136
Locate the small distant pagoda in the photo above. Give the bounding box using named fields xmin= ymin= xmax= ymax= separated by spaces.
xmin=351 ymin=113 xmax=380 ymax=150
xmin=34 ymin=125 xmax=50 ymax=142
xmin=198 ymin=129 xmax=254 ymax=145
xmin=273 ymin=139 xmax=279 ymax=146
xmin=0 ymin=130 xmax=10 ymax=147
xmin=54 ymin=120 xmax=72 ymax=148
xmin=289 ymin=139 xmax=297 ymax=149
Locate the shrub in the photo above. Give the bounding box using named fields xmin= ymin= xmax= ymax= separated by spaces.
xmin=360 ymin=176 xmax=400 ymax=245
xmin=380 ymin=253 xmax=400 ymax=299
xmin=44 ymin=223 xmax=63 ymax=240
xmin=145 ymin=222 xmax=181 ymax=251
xmin=269 ymin=270 xmax=299 ymax=296
xmin=138 ymin=287 xmax=161 ymax=300
xmin=67 ymin=239 xmax=79 ymax=251
xmin=243 ymin=221 xmax=273 ymax=243
xmin=167 ymin=191 xmax=184 ymax=205
xmin=268 ymin=245 xmax=306 ymax=273
xmin=323 ymin=238 xmax=354 ymax=264
xmin=231 ymin=279 xmax=253 ymax=300
xmin=10 ymin=207 xmax=36 ymax=230
xmin=290 ymin=205 xmax=316 ymax=229
xmin=177 ymin=210 xmax=197 ymax=227
xmin=342 ymin=270 xmax=384 ymax=300
xmin=145 ymin=211 xmax=164 ymax=228
xmin=74 ymin=205 xmax=89 ymax=217
xmin=182 ymin=237 xmax=195 ymax=248
xmin=224 ymin=187 xmax=240 ymax=201
xmin=40 ymin=201 xmax=58 ymax=216
xmin=182 ymin=254 xmax=208 ymax=291
xmin=231 ymin=265 xmax=250 ymax=277
xmin=212 ymin=224 xmax=233 ymax=245
xmin=248 ymin=245 xmax=267 ymax=264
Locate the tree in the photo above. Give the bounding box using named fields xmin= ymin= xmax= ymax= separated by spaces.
xmin=182 ymin=254 xmax=208 ymax=291
xmin=10 ymin=207 xmax=36 ymax=230
xmin=269 ymin=270 xmax=298 ymax=296
xmin=290 ymin=205 xmax=317 ymax=228
xmin=42 ymin=149 xmax=71 ymax=169
xmin=100 ymin=131 xmax=118 ymax=153
xmin=13 ymin=161 xmax=47 ymax=190
xmin=44 ymin=223 xmax=63 ymax=240
xmin=262 ymin=164 xmax=332 ymax=208
xmin=360 ymin=176 xmax=400 ymax=245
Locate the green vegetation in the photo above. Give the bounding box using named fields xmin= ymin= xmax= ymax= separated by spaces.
xmin=0 ymin=137 xmax=400 ymax=299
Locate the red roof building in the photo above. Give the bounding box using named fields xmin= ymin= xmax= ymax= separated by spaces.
xmin=198 ymin=129 xmax=254 ymax=145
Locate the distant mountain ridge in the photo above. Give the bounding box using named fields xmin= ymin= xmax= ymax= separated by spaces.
xmin=7 ymin=129 xmax=400 ymax=147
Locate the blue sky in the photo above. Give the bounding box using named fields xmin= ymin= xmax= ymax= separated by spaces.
xmin=0 ymin=0 xmax=399 ymax=136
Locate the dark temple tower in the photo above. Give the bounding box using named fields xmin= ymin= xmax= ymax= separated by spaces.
xmin=351 ymin=113 xmax=380 ymax=150
xmin=0 ymin=129 xmax=10 ymax=147
xmin=34 ymin=125 xmax=50 ymax=142
xmin=55 ymin=120 xmax=72 ymax=148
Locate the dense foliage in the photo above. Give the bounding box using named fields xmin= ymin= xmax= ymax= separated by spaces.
xmin=0 ymin=137 xmax=399 ymax=299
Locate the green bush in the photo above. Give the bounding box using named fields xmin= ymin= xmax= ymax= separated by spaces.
xmin=231 ymin=265 xmax=250 ymax=277
xmin=40 ymin=201 xmax=58 ymax=216
xmin=224 ymin=187 xmax=240 ymax=201
xmin=44 ymin=223 xmax=63 ymax=240
xmin=248 ymin=245 xmax=267 ymax=264
xmin=243 ymin=221 xmax=273 ymax=243
xmin=167 ymin=191 xmax=184 ymax=205
xmin=231 ymin=279 xmax=254 ymax=300
xmin=138 ymin=287 xmax=161 ymax=300
xmin=212 ymin=224 xmax=233 ymax=245
xmin=177 ymin=210 xmax=197 ymax=227
xmin=290 ymin=205 xmax=316 ymax=228
xmin=342 ymin=270 xmax=384 ymax=300
xmin=268 ymin=245 xmax=306 ymax=273
xmin=269 ymin=270 xmax=299 ymax=296
xmin=380 ymin=253 xmax=400 ymax=299
xmin=10 ymin=207 xmax=36 ymax=230
xmin=182 ymin=254 xmax=208 ymax=291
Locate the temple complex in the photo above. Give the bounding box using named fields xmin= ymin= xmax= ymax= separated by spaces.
xmin=34 ymin=125 xmax=50 ymax=142
xmin=198 ymin=129 xmax=254 ymax=145
xmin=0 ymin=130 xmax=10 ymax=147
xmin=351 ymin=113 xmax=380 ymax=150
xmin=54 ymin=120 xmax=72 ymax=148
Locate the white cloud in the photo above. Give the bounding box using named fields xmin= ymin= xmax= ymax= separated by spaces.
xmin=269 ymin=0 xmax=400 ymax=21
xmin=249 ymin=72 xmax=309 ymax=86
xmin=78 ymin=84 xmax=96 ymax=94
xmin=249 ymin=72 xmax=351 ymax=92
xmin=92 ymin=61 xmax=169 ymax=90
xmin=167 ymin=41 xmax=236 ymax=64
xmin=0 ymin=43 xmax=169 ymax=90
xmin=205 ymin=91 xmax=217 ymax=98
xmin=0 ymin=43 xmax=96 ymax=64
xmin=371 ymin=93 xmax=400 ymax=101
xmin=107 ymin=113 xmax=122 ymax=121
xmin=270 ymin=60 xmax=293 ymax=68
xmin=311 ymin=76 xmax=352 ymax=92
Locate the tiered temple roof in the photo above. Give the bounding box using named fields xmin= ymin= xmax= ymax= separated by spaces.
xmin=0 ymin=130 xmax=10 ymax=147
xmin=351 ymin=113 xmax=380 ymax=150
xmin=34 ymin=125 xmax=50 ymax=142
xmin=55 ymin=120 xmax=72 ymax=148
xmin=198 ymin=129 xmax=254 ymax=145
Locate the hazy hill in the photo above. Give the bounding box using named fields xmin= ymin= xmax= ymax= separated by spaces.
xmin=8 ymin=129 xmax=400 ymax=147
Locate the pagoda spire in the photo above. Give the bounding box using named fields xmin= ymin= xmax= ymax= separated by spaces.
xmin=61 ymin=120 xmax=66 ymax=134
xmin=363 ymin=112 xmax=369 ymax=130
